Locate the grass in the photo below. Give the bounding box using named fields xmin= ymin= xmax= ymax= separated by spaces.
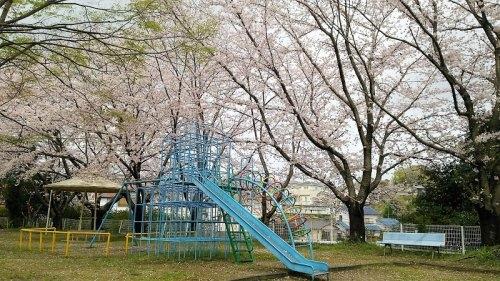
xmin=459 ymin=245 xmax=500 ymax=266
xmin=0 ymin=229 xmax=498 ymax=280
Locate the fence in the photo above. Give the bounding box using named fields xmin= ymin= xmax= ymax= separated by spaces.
xmin=2 ymin=216 xmax=483 ymax=254
xmin=0 ymin=217 xmax=133 ymax=234
xmin=399 ymin=223 xmax=481 ymax=254
xmin=61 ymin=218 xmax=132 ymax=234
xmin=0 ymin=217 xmax=51 ymax=229
xmin=18 ymin=228 xmax=111 ymax=256
xmin=304 ymin=220 xmax=481 ymax=254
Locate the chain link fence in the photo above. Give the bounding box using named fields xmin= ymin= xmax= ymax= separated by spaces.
xmin=61 ymin=218 xmax=132 ymax=234
xmin=0 ymin=217 xmax=51 ymax=229
xmin=303 ymin=220 xmax=481 ymax=254
xmin=398 ymin=224 xmax=481 ymax=254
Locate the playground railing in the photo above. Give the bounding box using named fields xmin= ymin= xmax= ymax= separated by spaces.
xmin=124 ymin=232 xmax=166 ymax=254
xmin=19 ymin=228 xmax=111 ymax=256
xmin=61 ymin=218 xmax=131 ymax=234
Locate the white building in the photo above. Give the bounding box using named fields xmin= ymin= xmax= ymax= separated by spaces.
xmin=337 ymin=206 xmax=380 ymax=225
xmin=100 ymin=193 xmax=129 ymax=212
xmin=288 ymin=182 xmax=331 ymax=215
xmin=286 ymin=182 xmax=400 ymax=242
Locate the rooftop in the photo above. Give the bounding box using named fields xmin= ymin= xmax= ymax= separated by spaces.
xmin=339 ymin=206 xmax=380 ymax=216
xmin=377 ymin=218 xmax=400 ymax=227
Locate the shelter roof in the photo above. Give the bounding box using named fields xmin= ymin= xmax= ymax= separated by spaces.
xmin=45 ymin=177 xmax=121 ymax=193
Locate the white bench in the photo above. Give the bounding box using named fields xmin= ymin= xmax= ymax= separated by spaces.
xmin=379 ymin=232 xmax=446 ymax=258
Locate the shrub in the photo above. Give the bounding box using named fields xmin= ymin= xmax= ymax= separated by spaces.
xmin=0 ymin=206 xmax=8 ymax=217
xmin=62 ymin=205 xmax=89 ymax=219
xmin=107 ymin=210 xmax=129 ymax=220
xmin=400 ymin=163 xmax=479 ymax=226
xmin=464 ymin=246 xmax=500 ymax=266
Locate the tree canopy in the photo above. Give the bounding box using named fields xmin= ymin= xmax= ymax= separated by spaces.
xmin=0 ymin=0 xmax=498 ymax=244
xmin=400 ymin=163 xmax=479 ymax=226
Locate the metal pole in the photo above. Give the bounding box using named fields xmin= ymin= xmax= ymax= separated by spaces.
xmin=94 ymin=192 xmax=97 ymax=231
xmin=105 ymin=233 xmax=111 ymax=256
xmin=19 ymin=230 xmax=23 ymax=249
xmin=65 ymin=232 xmax=71 ymax=256
xmin=461 ymin=226 xmax=466 ymax=255
xmin=400 ymin=223 xmax=404 ymax=251
xmin=45 ymin=190 xmax=53 ymax=229
xmin=78 ymin=203 xmax=83 ymax=231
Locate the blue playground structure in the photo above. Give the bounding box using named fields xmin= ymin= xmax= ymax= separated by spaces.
xmin=98 ymin=127 xmax=329 ymax=278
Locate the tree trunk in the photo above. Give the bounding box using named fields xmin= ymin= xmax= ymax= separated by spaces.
xmin=474 ymin=153 xmax=499 ymax=245
xmin=261 ymin=190 xmax=270 ymax=226
xmin=347 ymin=202 xmax=365 ymax=242
xmin=91 ymin=208 xmax=108 ymax=231
xmin=134 ymin=189 xmax=145 ymax=232
xmin=261 ymin=211 xmax=273 ymax=226
xmin=51 ymin=209 xmax=63 ymax=229
xmin=476 ymin=205 xmax=500 ymax=245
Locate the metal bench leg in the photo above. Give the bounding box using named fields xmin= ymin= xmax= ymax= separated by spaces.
xmin=432 ymin=247 xmax=440 ymax=259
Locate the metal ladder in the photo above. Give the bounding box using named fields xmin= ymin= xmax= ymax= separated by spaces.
xmin=221 ymin=183 xmax=254 ymax=263
xmin=222 ymin=211 xmax=254 ymax=262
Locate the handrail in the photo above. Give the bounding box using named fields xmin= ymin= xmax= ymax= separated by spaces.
xmin=229 ymin=176 xmax=297 ymax=248
xmin=19 ymin=228 xmax=111 ymax=256
xmin=191 ymin=177 xmax=328 ymax=276
xmin=124 ymin=232 xmax=153 ymax=254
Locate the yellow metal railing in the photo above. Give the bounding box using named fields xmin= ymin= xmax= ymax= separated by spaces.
xmin=124 ymin=232 xmax=151 ymax=254
xmin=124 ymin=231 xmax=200 ymax=255
xmin=125 ymin=232 xmax=132 ymax=254
xmin=19 ymin=228 xmax=111 ymax=256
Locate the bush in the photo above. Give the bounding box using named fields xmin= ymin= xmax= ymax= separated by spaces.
xmin=107 ymin=210 xmax=129 ymax=220
xmin=400 ymin=163 xmax=479 ymax=226
xmin=1 ymin=175 xmax=48 ymax=227
xmin=62 ymin=205 xmax=89 ymax=219
xmin=464 ymin=246 xmax=500 ymax=266
xmin=0 ymin=206 xmax=8 ymax=217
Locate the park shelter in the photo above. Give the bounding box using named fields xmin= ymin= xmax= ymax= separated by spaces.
xmin=44 ymin=177 xmax=121 ymax=229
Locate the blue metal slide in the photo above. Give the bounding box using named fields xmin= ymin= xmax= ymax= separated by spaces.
xmin=190 ymin=176 xmax=330 ymax=278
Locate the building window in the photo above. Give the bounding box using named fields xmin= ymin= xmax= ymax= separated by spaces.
xmin=299 ymin=195 xmax=310 ymax=204
xmin=321 ymin=230 xmax=331 ymax=241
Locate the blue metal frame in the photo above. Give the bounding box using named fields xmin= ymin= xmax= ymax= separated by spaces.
xmin=94 ymin=127 xmax=326 ymax=277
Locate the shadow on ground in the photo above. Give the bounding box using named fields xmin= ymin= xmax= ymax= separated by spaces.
xmin=231 ymin=261 xmax=500 ymax=281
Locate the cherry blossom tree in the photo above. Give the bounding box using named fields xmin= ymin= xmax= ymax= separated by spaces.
xmin=215 ymin=0 xmax=428 ymax=241
xmin=0 ymin=0 xmax=161 ymax=69
xmin=251 ymin=113 xmax=296 ymax=225
xmin=0 ymin=0 xmax=243 ymax=226
xmin=363 ymin=0 xmax=499 ymax=245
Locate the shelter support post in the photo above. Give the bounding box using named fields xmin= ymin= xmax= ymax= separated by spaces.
xmin=45 ymin=190 xmax=53 ymax=229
